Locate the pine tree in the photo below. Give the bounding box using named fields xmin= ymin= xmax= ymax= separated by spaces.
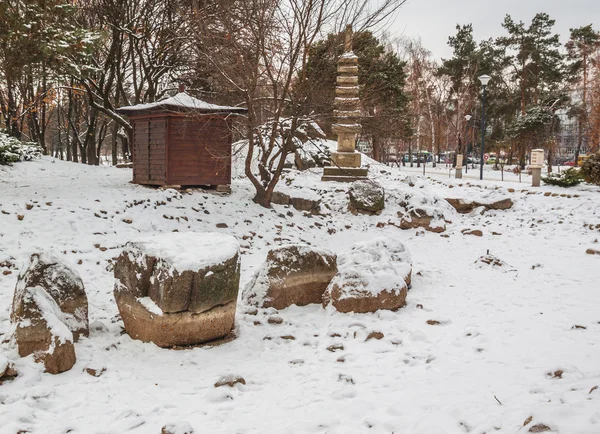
xmin=566 ymin=25 xmax=600 ymax=161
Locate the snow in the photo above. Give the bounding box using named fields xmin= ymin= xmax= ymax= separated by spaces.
xmin=0 ymin=156 xmax=599 ymax=433
xmin=137 ymin=297 xmax=163 ymax=316
xmin=30 ymin=286 xmax=74 ymax=346
xmin=117 ymin=92 xmax=246 ymax=114
xmin=125 ymin=232 xmax=240 ymax=273
xmin=328 ymin=237 xmax=411 ymax=298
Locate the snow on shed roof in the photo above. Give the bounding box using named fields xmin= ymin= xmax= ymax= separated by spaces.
xmin=117 ymin=92 xmax=247 ymax=114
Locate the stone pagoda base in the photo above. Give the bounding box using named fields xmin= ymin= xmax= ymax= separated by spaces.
xmin=321 ymin=166 xmax=369 ymax=182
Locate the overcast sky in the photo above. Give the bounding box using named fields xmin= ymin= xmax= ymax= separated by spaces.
xmin=389 ymin=0 xmax=600 ymax=59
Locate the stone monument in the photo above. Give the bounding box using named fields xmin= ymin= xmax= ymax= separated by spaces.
xmin=322 ymin=25 xmax=369 ymax=182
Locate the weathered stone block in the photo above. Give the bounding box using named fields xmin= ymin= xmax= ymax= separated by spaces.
xmin=243 ymin=244 xmax=337 ymax=310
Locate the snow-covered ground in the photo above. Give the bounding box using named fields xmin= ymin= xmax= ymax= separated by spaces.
xmin=1 ymin=156 xmax=599 ymax=434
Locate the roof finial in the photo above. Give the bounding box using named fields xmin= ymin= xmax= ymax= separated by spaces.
xmin=178 ymin=83 xmax=186 ymax=93
xmin=344 ymin=24 xmax=353 ymax=52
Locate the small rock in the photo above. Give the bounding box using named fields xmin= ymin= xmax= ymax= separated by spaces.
xmin=26 ymin=204 xmax=33 ymax=210
xmin=17 ymin=215 xmax=24 ymax=221
xmin=366 ymin=331 xmax=384 ymax=341
xmin=427 ymin=320 xmax=441 ymax=325
xmin=214 ymin=375 xmax=246 ymax=388
xmin=529 ymin=424 xmax=552 ymax=433
xmin=327 ymin=343 xmax=344 ymax=352
xmin=85 ymin=367 xmax=106 ymax=377
xmin=572 ymin=325 xmax=587 ymax=330
xmin=586 ymin=248 xmax=600 ymax=255
xmin=280 ymin=335 xmax=296 ymax=340
xmin=122 ymin=219 xmax=133 ymax=224
xmin=216 ymin=223 xmax=228 ymax=228
xmin=267 ymin=316 xmax=283 ymax=325
xmin=161 ymin=422 xmax=194 ymax=434
xmin=462 ymin=229 xmax=483 ymax=237
xmin=2 ymin=270 xmax=11 ymax=275
xmin=523 ymin=416 xmax=532 ymax=426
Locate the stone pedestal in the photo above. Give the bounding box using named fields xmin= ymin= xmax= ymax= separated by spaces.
xmin=455 ymin=167 xmax=463 ymax=179
xmin=531 ymin=167 xmax=541 ymax=187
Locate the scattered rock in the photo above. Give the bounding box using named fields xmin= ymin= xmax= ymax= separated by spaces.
xmin=398 ymin=205 xmax=446 ymax=233
xmin=327 ymin=344 xmax=344 ymax=352
xmin=0 ymin=354 xmax=18 ymax=381
xmin=445 ymin=197 xmax=513 ymax=213
xmin=242 ymin=244 xmax=337 ymax=309
xmin=214 ymin=375 xmax=246 ymax=388
xmin=589 ymin=385 xmax=598 ymax=394
xmin=551 ymin=369 xmax=563 ymax=379
xmin=114 ymin=233 xmax=241 ymax=347
xmin=85 ymin=367 xmax=106 ymax=377
xmin=572 ymin=325 xmax=587 ymax=330
xmin=11 ymin=253 xmax=88 ymax=374
xmin=271 ymin=191 xmax=291 ymax=206
xmin=161 ymin=422 xmax=194 ymax=434
xmin=366 ymin=331 xmax=384 ymax=341
xmin=462 ymin=229 xmax=483 ymax=237
xmin=17 ymin=215 xmax=24 ymax=221
xmin=529 ymin=424 xmax=552 ymax=433
xmin=427 ymin=320 xmax=441 ymax=325
xmin=267 ymin=316 xmax=283 ymax=325
xmin=216 ymin=223 xmax=228 ymax=228
xmin=586 ymin=248 xmax=600 ymax=255
xmin=523 ymin=416 xmax=533 ymax=426
xmin=323 ymin=237 xmax=412 ymax=313
xmin=294 ymin=148 xmax=316 ymax=171
xmin=348 ymin=180 xmax=385 ymax=215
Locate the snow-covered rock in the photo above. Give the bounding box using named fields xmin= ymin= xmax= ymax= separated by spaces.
xmin=114 ymin=232 xmax=241 ymax=347
xmin=445 ymin=197 xmax=513 ymax=213
xmin=348 ymin=180 xmax=385 ymax=214
xmin=11 ymin=253 xmax=88 ymax=339
xmin=0 ymin=354 xmax=17 ymax=381
xmin=323 ymin=238 xmax=412 ymax=313
xmin=397 ymin=192 xmax=450 ymax=233
xmin=10 ymin=253 xmax=87 ymax=374
xmin=161 ymin=421 xmax=194 ymax=434
xmin=243 ymin=244 xmax=337 ymax=310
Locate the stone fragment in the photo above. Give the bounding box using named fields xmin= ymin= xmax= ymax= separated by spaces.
xmin=161 ymin=422 xmax=194 ymax=434
xmin=114 ymin=233 xmax=241 ymax=347
xmin=348 ymin=180 xmax=385 ymax=214
xmin=445 ymin=197 xmax=513 ymax=213
xmin=11 ymin=253 xmax=88 ymax=340
xmin=323 ymin=237 xmax=412 ymax=313
xmin=243 ymin=244 xmax=337 ymax=309
xmin=214 ymin=375 xmax=246 ymax=388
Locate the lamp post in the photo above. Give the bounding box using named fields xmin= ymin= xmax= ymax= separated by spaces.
xmin=464 ymin=114 xmax=472 ymax=174
xmin=478 ymin=74 xmax=491 ymax=181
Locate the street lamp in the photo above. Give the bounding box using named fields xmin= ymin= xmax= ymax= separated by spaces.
xmin=464 ymin=114 xmax=472 ymax=174
xmin=478 ymin=74 xmax=491 ymax=180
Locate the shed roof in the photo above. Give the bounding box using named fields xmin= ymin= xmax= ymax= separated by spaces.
xmin=117 ymin=92 xmax=247 ymax=115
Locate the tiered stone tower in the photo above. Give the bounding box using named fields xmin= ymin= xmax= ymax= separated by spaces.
xmin=322 ymin=25 xmax=369 ymax=182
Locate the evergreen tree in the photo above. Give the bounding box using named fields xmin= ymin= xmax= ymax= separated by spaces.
xmin=566 ymin=24 xmax=600 ymax=161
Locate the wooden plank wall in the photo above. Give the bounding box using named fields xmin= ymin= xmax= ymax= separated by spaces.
xmin=133 ymin=119 xmax=167 ymax=184
xmin=168 ymin=117 xmax=232 ymax=185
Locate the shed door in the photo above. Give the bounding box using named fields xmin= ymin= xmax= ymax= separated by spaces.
xmin=133 ymin=118 xmax=166 ymax=184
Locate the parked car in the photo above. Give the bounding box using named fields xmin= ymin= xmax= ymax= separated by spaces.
xmin=564 ymin=160 xmax=576 ymax=167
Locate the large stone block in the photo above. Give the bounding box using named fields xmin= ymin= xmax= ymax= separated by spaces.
xmin=114 ymin=232 xmax=241 ymax=347
xmin=243 ymin=244 xmax=337 ymax=310
xmin=323 ymin=238 xmax=412 ymax=314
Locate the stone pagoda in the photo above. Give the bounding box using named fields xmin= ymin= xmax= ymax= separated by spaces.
xmin=322 ymin=25 xmax=368 ymax=182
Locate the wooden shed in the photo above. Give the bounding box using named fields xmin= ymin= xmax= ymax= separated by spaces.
xmin=118 ymin=91 xmax=246 ymax=187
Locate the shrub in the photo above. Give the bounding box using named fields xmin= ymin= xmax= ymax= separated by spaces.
xmin=0 ymin=131 xmax=42 ymax=165
xmin=541 ymin=167 xmax=584 ymax=187
xmin=580 ymin=152 xmax=600 ymax=186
